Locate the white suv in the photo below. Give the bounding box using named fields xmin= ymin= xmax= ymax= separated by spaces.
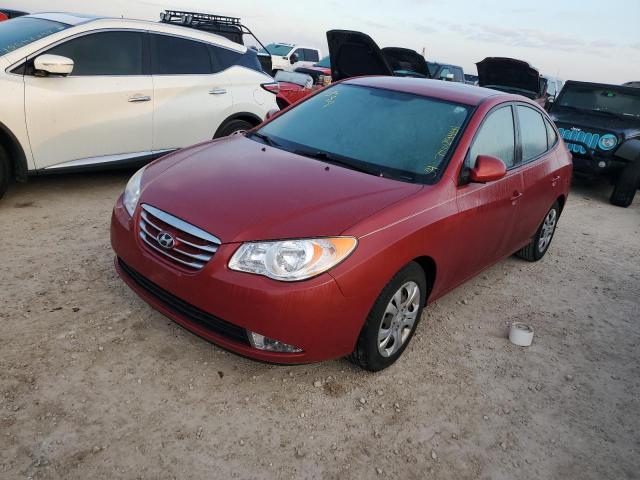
xmin=259 ymin=43 xmax=322 ymax=75
xmin=0 ymin=13 xmax=278 ymax=197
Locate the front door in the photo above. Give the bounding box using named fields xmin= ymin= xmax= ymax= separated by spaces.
xmin=453 ymin=104 xmax=525 ymax=280
xmin=24 ymin=30 xmax=152 ymax=170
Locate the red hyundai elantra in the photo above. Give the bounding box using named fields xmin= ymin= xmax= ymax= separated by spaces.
xmin=111 ymin=77 xmax=571 ymax=371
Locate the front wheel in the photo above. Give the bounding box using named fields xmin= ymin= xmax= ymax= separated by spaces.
xmin=610 ymin=161 xmax=640 ymax=208
xmin=516 ymin=201 xmax=560 ymax=262
xmin=350 ymin=262 xmax=427 ymax=372
xmin=214 ymin=119 xmax=254 ymax=139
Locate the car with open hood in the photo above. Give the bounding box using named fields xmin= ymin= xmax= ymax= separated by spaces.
xmin=549 ymin=80 xmax=640 ymax=207
xmin=477 ymin=57 xmax=549 ymax=108
xmin=111 ymin=76 xmax=571 ymax=371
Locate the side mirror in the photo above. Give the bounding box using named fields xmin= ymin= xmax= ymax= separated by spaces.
xmin=266 ymin=108 xmax=280 ymax=120
xmin=469 ymin=155 xmax=507 ymax=183
xmin=290 ymin=53 xmax=298 ymax=64
xmin=34 ymin=54 xmax=74 ymax=76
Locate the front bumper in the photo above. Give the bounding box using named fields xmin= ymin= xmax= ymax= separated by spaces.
xmin=110 ymin=198 xmax=369 ymax=364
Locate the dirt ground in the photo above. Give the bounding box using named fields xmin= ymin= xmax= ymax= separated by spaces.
xmin=0 ymin=170 xmax=638 ymax=480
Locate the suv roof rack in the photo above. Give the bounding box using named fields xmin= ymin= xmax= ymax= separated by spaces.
xmin=159 ymin=10 xmax=270 ymax=52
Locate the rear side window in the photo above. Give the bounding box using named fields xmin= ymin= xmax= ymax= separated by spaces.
xmin=151 ymin=34 xmax=211 ymax=75
xmin=303 ymin=49 xmax=319 ymax=62
xmin=210 ymin=45 xmax=262 ymax=73
xmin=468 ymin=106 xmax=516 ymax=168
xmin=517 ymin=106 xmax=548 ymax=161
xmin=545 ymin=118 xmax=558 ymax=148
xmin=46 ymin=31 xmax=143 ymax=76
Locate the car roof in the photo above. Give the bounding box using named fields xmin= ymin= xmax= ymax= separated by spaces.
xmin=24 ymin=13 xmax=245 ymax=53
xmin=344 ymin=76 xmax=504 ymax=106
xmin=27 ymin=12 xmax=99 ymax=26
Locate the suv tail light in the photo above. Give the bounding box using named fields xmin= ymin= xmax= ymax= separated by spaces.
xmin=261 ymin=81 xmax=280 ymax=95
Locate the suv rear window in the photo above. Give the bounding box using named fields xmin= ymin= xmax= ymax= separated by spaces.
xmin=0 ymin=17 xmax=69 ymax=55
xmin=151 ymin=34 xmax=211 ymax=75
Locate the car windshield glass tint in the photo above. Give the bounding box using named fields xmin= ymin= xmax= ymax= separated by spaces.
xmin=316 ymin=56 xmax=330 ymax=68
xmin=259 ymin=43 xmax=293 ymax=56
xmin=258 ymin=84 xmax=470 ymax=183
xmin=0 ymin=17 xmax=69 ymax=55
xmin=558 ymin=86 xmax=640 ymax=118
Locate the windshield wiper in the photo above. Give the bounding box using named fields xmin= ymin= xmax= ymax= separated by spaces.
xmin=294 ymin=148 xmax=380 ymax=176
xmin=248 ymin=131 xmax=280 ymax=147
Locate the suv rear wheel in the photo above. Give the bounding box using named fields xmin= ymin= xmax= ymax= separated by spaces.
xmin=0 ymin=143 xmax=10 ymax=199
xmin=610 ymin=161 xmax=640 ymax=208
xmin=214 ymin=119 xmax=254 ymax=139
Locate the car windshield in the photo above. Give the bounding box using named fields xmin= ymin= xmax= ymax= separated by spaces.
xmin=557 ymin=85 xmax=640 ymax=118
xmin=255 ymin=84 xmax=471 ymax=184
xmin=0 ymin=17 xmax=69 ymax=56
xmin=259 ymin=43 xmax=293 ymax=56
xmin=315 ymin=56 xmax=330 ymax=68
xmin=426 ymin=61 xmax=439 ymax=77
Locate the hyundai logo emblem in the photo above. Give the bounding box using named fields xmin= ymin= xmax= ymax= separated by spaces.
xmin=157 ymin=232 xmax=175 ymax=250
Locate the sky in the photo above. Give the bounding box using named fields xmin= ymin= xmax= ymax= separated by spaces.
xmin=7 ymin=0 xmax=640 ymax=83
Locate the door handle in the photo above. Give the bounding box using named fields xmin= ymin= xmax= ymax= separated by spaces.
xmin=128 ymin=95 xmax=151 ymax=103
xmin=511 ymin=191 xmax=524 ymax=202
xmin=209 ymin=88 xmax=227 ymax=95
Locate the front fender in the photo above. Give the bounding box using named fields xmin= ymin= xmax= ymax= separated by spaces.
xmin=616 ymin=139 xmax=640 ymax=162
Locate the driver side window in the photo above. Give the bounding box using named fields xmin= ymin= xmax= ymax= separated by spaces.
xmin=467 ymin=106 xmax=516 ymax=169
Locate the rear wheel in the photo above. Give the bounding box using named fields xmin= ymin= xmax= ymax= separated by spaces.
xmin=0 ymin=143 xmax=10 ymax=199
xmin=610 ymin=161 xmax=640 ymax=208
xmin=214 ymin=119 xmax=254 ymax=139
xmin=350 ymin=262 xmax=427 ymax=372
xmin=516 ymin=201 xmax=559 ymax=262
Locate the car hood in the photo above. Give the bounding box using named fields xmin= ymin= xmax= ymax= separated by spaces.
xmin=327 ymin=30 xmax=394 ymax=81
xmin=550 ymin=109 xmax=640 ymax=139
xmin=381 ymin=47 xmax=431 ymax=78
xmin=139 ymin=136 xmax=422 ymax=243
xmin=476 ymin=57 xmax=542 ymax=97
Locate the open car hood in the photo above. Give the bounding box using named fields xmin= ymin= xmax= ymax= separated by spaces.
xmin=327 ymin=30 xmax=394 ymax=81
xmin=381 ymin=47 xmax=430 ymax=78
xmin=476 ymin=57 xmax=543 ymax=97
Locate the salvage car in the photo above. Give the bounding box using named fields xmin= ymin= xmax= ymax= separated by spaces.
xmin=477 ymin=57 xmax=548 ymax=108
xmin=111 ymin=76 xmax=571 ymax=371
xmin=427 ymin=61 xmax=465 ymax=82
xmin=0 ymin=9 xmax=27 ymax=21
xmin=0 ymin=12 xmax=277 ymax=198
xmin=294 ymin=55 xmax=332 ymax=85
xmin=549 ymin=80 xmax=640 ymax=207
xmin=273 ymin=70 xmax=317 ymax=109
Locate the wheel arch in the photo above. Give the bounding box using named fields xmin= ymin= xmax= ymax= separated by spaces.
xmin=0 ymin=120 xmax=28 ymax=182
xmin=214 ymin=112 xmax=263 ymax=138
xmin=411 ymin=255 xmax=437 ymax=303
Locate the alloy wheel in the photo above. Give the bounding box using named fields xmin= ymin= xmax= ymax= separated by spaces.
xmin=377 ymin=281 xmax=421 ymax=357
xmin=538 ymin=208 xmax=557 ymax=252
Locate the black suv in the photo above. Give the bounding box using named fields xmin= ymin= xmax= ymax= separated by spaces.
xmin=549 ymin=81 xmax=640 ymax=207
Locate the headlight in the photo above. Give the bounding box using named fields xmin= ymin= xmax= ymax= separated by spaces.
xmin=228 ymin=237 xmax=357 ymax=281
xmin=123 ymin=166 xmax=146 ymax=216
xmin=598 ymin=134 xmax=617 ymax=151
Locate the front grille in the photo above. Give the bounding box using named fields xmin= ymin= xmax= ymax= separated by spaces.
xmin=118 ymin=259 xmax=250 ymax=345
xmin=558 ymin=127 xmax=601 ymax=155
xmin=138 ymin=204 xmax=221 ymax=271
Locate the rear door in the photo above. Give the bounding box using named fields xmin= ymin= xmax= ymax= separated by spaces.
xmin=454 ymin=104 xmax=525 ymax=278
xmin=24 ymin=30 xmax=153 ymax=170
xmin=150 ymin=33 xmax=233 ymax=151
xmin=512 ymin=104 xmax=563 ymax=245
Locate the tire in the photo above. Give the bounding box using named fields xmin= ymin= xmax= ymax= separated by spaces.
xmin=214 ymin=119 xmax=254 ymax=139
xmin=0 ymin=143 xmax=10 ymax=199
xmin=516 ymin=201 xmax=560 ymax=262
xmin=610 ymin=161 xmax=640 ymax=208
xmin=350 ymin=262 xmax=427 ymax=372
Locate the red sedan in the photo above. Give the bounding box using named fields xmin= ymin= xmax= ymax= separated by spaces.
xmin=111 ymin=77 xmax=572 ymax=371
